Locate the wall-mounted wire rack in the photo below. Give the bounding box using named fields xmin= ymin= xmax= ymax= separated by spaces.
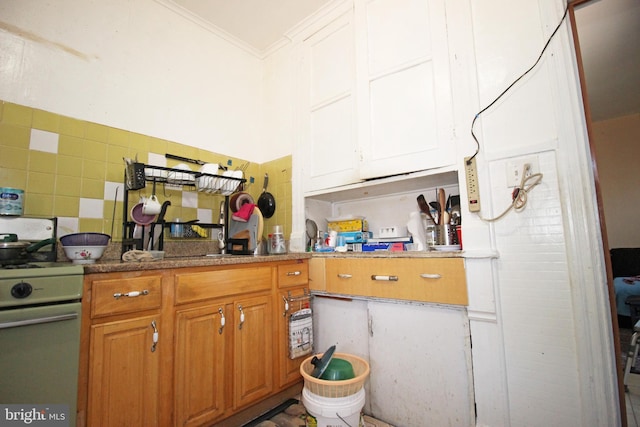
xmin=121 ymin=163 xmax=246 ymax=255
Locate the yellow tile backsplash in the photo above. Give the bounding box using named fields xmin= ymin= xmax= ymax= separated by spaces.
xmin=0 ymin=99 xmax=292 ymax=242
xmin=3 ymin=103 xmax=33 ymax=127
xmin=32 ymin=109 xmax=60 ymax=133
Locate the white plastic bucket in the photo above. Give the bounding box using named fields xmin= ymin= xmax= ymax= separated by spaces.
xmin=0 ymin=188 xmax=24 ymax=216
xmin=302 ymin=387 xmax=365 ymax=427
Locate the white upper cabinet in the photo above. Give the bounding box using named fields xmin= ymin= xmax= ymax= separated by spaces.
xmin=300 ymin=0 xmax=456 ymax=193
xmin=358 ymin=0 xmax=454 ymax=180
xmin=301 ymin=10 xmax=360 ymax=192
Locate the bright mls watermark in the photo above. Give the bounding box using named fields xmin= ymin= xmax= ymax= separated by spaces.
xmin=0 ymin=405 xmax=69 ymax=426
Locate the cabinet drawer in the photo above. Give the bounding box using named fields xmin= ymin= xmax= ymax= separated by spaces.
xmin=91 ymin=275 xmax=162 ymax=318
xmin=277 ymin=261 xmax=309 ymax=288
xmin=325 ymin=258 xmax=467 ymax=305
xmin=175 ymin=266 xmax=272 ymax=304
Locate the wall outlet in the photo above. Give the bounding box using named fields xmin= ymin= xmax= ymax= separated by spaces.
xmin=506 ymin=156 xmax=539 ymax=187
xmin=464 ymin=156 xmax=481 ymax=212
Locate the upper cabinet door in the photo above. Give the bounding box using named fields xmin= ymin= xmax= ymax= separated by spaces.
xmin=357 ymin=0 xmax=455 ymax=179
xmin=301 ymin=10 xmax=361 ymax=192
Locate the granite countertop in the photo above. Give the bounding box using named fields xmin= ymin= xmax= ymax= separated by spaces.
xmin=311 ymin=250 xmax=464 ymax=258
xmin=83 ymin=252 xmax=312 ymax=274
xmin=78 ymin=238 xmax=465 ymax=275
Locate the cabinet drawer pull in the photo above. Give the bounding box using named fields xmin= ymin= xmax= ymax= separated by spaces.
xmin=113 ymin=289 xmax=149 ymax=299
xmin=238 ymin=305 xmax=245 ymax=330
xmin=337 ymin=273 xmax=352 ymax=279
xmin=371 ymin=275 xmax=398 ymax=281
xmin=420 ymin=273 xmax=442 ymax=279
xmin=286 ymin=271 xmax=301 ymax=276
xmin=150 ymin=320 xmax=159 ymax=353
xmin=218 ymin=308 xmax=225 ymax=334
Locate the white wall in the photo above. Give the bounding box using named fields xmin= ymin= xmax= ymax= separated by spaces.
xmin=457 ymin=0 xmax=618 ymax=425
xmin=0 ymin=0 xmax=277 ymax=162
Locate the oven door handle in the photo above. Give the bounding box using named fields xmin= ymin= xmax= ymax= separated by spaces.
xmin=0 ymin=312 xmax=78 ymax=330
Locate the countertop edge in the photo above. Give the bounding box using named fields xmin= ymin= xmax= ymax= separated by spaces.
xmin=82 ymin=249 xmax=489 ymax=274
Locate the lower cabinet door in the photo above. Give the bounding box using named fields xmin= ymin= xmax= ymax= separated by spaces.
xmin=367 ymin=301 xmax=474 ymax=426
xmin=234 ymin=294 xmax=274 ymax=409
xmin=88 ymin=315 xmax=160 ymax=427
xmin=174 ymin=303 xmax=227 ymax=427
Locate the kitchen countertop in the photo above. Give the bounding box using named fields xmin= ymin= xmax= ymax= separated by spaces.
xmin=82 ymin=250 xmax=466 ymax=274
xmin=83 ymin=253 xmax=312 ymax=274
xmin=311 ymin=250 xmax=465 ymax=258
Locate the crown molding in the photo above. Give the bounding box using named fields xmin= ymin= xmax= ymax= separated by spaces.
xmin=154 ymin=0 xmax=264 ymax=58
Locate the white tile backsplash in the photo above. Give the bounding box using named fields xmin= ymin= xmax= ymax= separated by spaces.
xmin=182 ymin=191 xmax=198 ymax=209
xmin=79 ymin=198 xmax=104 ymax=219
xmin=104 ymin=181 xmax=124 ymax=203
xmin=29 ymin=129 xmax=59 ymax=153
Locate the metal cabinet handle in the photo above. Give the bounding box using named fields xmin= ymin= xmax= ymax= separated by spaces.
xmin=282 ymin=296 xmax=289 ymax=317
xmin=218 ymin=308 xmax=225 ymax=334
xmin=150 ymin=320 xmax=159 ymax=353
xmin=371 ymin=275 xmax=398 ymax=281
xmin=337 ymin=273 xmax=352 ymax=279
xmin=113 ymin=289 xmax=149 ymax=299
xmin=420 ymin=273 xmax=442 ymax=279
xmin=238 ymin=304 xmax=245 ymax=330
xmin=286 ymin=271 xmax=301 ymax=276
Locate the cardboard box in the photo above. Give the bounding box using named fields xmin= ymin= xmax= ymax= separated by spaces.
xmin=339 ymin=231 xmax=372 ymax=243
xmin=328 ymin=219 xmax=368 ymax=232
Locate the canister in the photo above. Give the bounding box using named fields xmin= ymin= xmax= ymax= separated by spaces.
xmin=0 ymin=188 xmax=24 ymax=216
xmin=170 ymin=218 xmax=184 ymax=238
xmin=268 ymin=225 xmax=287 ymax=254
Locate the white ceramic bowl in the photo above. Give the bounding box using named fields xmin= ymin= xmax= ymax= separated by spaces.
xmin=196 ymin=163 xmax=220 ymax=192
xmin=220 ymin=170 xmax=243 ymax=195
xmin=199 ymin=163 xmax=219 ymax=175
xmin=63 ymin=245 xmax=107 ymax=264
xmin=167 ymin=163 xmax=195 ymax=184
xmin=144 ymin=167 xmax=167 ymax=179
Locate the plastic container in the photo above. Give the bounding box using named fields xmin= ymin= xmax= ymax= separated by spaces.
xmin=268 ymin=225 xmax=287 ymax=254
xmin=171 ymin=219 xmax=183 ymax=238
xmin=0 ymin=188 xmax=24 ymax=216
xmin=302 ymin=387 xmax=365 ymax=427
xmin=148 ymin=250 xmax=165 ymax=260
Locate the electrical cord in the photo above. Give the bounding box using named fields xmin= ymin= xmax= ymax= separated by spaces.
xmin=467 ymin=4 xmax=570 ymax=165
xmin=478 ymin=164 xmax=543 ymax=222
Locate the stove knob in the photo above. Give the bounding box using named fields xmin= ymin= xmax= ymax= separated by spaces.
xmin=11 ymin=282 xmax=33 ymax=298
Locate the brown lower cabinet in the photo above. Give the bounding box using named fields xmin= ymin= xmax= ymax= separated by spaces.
xmin=77 ymin=259 xmax=309 ymax=427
